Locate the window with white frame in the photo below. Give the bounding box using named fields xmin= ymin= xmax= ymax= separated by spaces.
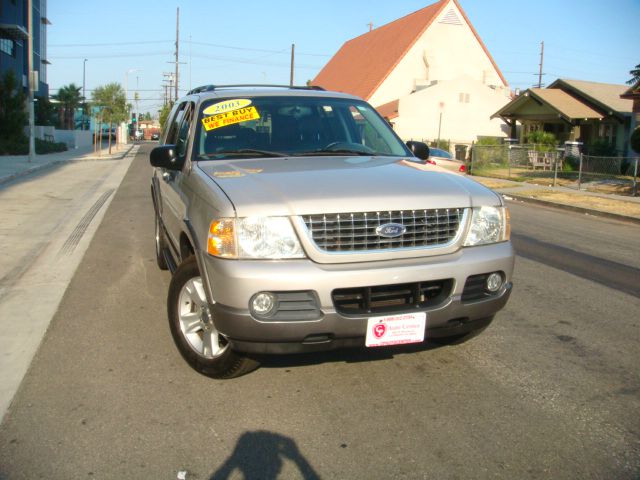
xmin=0 ymin=38 xmax=14 ymax=56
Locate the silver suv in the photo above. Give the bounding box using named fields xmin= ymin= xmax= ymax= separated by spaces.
xmin=150 ymin=85 xmax=514 ymax=378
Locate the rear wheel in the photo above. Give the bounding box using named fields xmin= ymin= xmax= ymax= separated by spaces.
xmin=167 ymin=256 xmax=258 ymax=378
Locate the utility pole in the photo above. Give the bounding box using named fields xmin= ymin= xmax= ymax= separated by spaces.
xmin=163 ymin=72 xmax=174 ymax=104
xmin=27 ymin=0 xmax=35 ymax=162
xmin=175 ymin=7 xmax=179 ymax=101
xmin=289 ymin=44 xmax=295 ymax=86
xmin=538 ymin=41 xmax=544 ymax=88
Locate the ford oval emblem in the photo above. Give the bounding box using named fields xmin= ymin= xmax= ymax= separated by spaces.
xmin=376 ymin=223 xmax=406 ymax=238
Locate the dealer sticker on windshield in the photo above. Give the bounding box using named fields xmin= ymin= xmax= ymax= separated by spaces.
xmin=202 ymin=106 xmax=261 ymax=131
xmin=365 ymin=312 xmax=426 ymax=348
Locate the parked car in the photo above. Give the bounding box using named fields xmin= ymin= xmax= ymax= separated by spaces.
xmin=150 ymin=85 xmax=514 ymax=378
xmin=424 ymin=147 xmax=466 ymax=173
xmin=101 ymin=127 xmax=116 ymax=141
xmin=151 ymin=132 xmax=160 ymax=141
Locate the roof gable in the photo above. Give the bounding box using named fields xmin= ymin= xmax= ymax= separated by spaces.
xmin=313 ymin=0 xmax=507 ymax=101
xmin=548 ymin=79 xmax=632 ymax=115
xmin=313 ymin=1 xmax=448 ymax=99
xmin=493 ymin=88 xmax=603 ymax=122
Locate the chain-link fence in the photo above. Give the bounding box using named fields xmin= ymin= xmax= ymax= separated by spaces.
xmin=469 ymin=144 xmax=639 ymax=196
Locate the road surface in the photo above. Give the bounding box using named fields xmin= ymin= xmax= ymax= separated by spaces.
xmin=0 ymin=145 xmax=638 ymax=479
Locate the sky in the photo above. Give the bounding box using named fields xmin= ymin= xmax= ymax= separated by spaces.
xmin=46 ymin=0 xmax=640 ymax=117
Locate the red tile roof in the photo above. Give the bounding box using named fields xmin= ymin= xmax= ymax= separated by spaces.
xmin=313 ymin=0 xmax=507 ymax=101
xmin=376 ymin=99 xmax=400 ymax=119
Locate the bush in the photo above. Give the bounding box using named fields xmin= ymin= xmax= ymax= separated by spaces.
xmin=36 ymin=138 xmax=67 ymax=154
xmin=526 ymin=131 xmax=557 ymax=152
xmin=563 ymin=155 xmax=580 ymax=172
xmin=587 ymin=138 xmax=617 ymax=156
xmin=475 ymin=136 xmax=501 ymax=146
xmin=429 ymin=139 xmax=450 ymax=151
xmin=0 ymin=137 xmax=67 ymax=155
xmin=630 ymin=127 xmax=640 ymax=154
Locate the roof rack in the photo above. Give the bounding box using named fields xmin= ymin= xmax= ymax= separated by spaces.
xmin=186 ymin=84 xmax=325 ymax=95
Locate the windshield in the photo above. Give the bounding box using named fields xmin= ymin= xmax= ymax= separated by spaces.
xmin=193 ymin=95 xmax=410 ymax=160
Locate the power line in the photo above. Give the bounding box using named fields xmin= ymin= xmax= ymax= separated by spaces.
xmin=49 ymin=39 xmax=330 ymax=57
xmin=49 ymin=52 xmax=172 ymax=60
xmin=49 ymin=40 xmax=171 ymax=48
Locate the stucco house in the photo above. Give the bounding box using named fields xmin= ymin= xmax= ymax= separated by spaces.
xmin=313 ymin=0 xmax=511 ymax=148
xmin=493 ymin=79 xmax=635 ymax=156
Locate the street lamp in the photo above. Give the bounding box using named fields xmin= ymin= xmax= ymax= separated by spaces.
xmin=436 ymin=101 xmax=445 ymax=147
xmin=82 ymin=58 xmax=87 ymax=130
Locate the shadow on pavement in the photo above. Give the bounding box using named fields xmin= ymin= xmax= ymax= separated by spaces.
xmin=209 ymin=430 xmax=320 ymax=480
xmin=254 ymin=341 xmax=442 ymax=370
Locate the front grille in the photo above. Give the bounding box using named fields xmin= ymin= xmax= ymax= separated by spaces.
xmin=301 ymin=209 xmax=464 ymax=253
xmin=333 ymin=279 xmax=453 ymax=315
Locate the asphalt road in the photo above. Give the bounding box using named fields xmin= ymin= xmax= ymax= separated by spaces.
xmin=0 ymin=145 xmax=638 ymax=479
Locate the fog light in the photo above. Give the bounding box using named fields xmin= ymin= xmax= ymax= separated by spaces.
xmin=486 ymin=273 xmax=503 ymax=293
xmin=251 ymin=292 xmax=276 ymax=316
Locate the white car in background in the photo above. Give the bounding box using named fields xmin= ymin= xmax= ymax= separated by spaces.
xmin=425 ymin=147 xmax=466 ymax=173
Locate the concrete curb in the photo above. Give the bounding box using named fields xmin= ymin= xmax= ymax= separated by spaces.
xmin=502 ymin=192 xmax=640 ymax=226
xmin=0 ymin=145 xmax=135 ymax=186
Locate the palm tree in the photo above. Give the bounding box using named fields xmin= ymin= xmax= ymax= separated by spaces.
xmin=54 ymin=83 xmax=82 ymax=129
xmin=627 ymin=63 xmax=640 ymax=85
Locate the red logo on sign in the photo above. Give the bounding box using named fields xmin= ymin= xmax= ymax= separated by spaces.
xmin=373 ymin=323 xmax=386 ymax=338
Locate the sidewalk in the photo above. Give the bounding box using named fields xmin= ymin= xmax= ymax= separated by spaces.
xmin=472 ymin=176 xmax=640 ymax=224
xmin=0 ymin=143 xmax=135 ymax=186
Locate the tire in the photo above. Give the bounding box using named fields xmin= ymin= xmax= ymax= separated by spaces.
xmin=167 ymin=256 xmax=259 ymax=379
xmin=155 ymin=214 xmax=169 ymax=270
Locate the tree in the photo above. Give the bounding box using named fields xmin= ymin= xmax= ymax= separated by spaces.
xmin=35 ymin=95 xmax=57 ymax=126
xmin=630 ymin=127 xmax=640 ymax=154
xmin=54 ymin=83 xmax=82 ymax=129
xmin=159 ymin=102 xmax=173 ymax=130
xmin=92 ymin=83 xmax=127 ymax=154
xmin=0 ymin=71 xmax=27 ymax=144
xmin=627 ymin=63 xmax=640 ymax=85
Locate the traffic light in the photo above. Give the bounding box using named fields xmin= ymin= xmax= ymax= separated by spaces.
xmin=132 ymin=113 xmax=137 ymax=123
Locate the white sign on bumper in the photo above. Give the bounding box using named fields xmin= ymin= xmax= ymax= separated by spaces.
xmin=365 ymin=312 xmax=427 ymax=347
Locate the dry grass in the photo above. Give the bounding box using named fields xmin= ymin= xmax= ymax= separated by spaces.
xmin=472 ymin=178 xmax=522 ymax=189
xmin=512 ymin=189 xmax=640 ymax=217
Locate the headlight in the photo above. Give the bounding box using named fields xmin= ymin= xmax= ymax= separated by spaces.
xmin=463 ymin=206 xmax=510 ymax=246
xmin=207 ymin=217 xmax=305 ymax=259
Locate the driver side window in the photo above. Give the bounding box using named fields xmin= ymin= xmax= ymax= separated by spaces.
xmin=165 ymin=102 xmax=194 ymax=160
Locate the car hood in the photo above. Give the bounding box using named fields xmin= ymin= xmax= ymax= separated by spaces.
xmin=197 ymin=156 xmax=500 ymax=217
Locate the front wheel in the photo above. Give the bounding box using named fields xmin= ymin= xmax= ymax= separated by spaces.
xmin=155 ymin=214 xmax=169 ymax=270
xmin=167 ymin=256 xmax=258 ymax=378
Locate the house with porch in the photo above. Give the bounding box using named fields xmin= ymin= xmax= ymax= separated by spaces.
xmin=313 ymin=0 xmax=511 ymax=150
xmin=492 ymin=79 xmax=634 ymax=157
xmin=621 ymin=80 xmax=640 ymax=155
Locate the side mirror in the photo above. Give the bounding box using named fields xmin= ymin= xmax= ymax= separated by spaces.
xmin=406 ymin=141 xmax=430 ymax=161
xmin=150 ymin=145 xmax=183 ymax=171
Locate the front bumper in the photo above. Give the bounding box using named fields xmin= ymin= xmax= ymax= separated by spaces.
xmin=199 ymin=242 xmax=514 ymax=354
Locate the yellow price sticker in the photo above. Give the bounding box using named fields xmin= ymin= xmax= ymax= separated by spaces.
xmin=202 ymin=106 xmax=260 ymax=131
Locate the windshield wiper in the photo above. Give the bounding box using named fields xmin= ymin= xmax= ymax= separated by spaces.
xmin=200 ymin=149 xmax=288 ymax=158
xmin=297 ymin=148 xmax=374 ymax=156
